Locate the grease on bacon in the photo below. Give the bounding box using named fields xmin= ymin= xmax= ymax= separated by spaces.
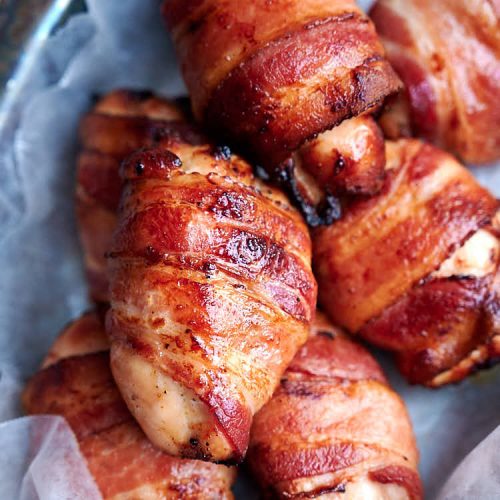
xmin=97 ymin=95 xmax=317 ymax=462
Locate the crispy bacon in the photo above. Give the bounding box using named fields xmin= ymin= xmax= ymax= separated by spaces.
xmin=314 ymin=138 xmax=500 ymax=386
xmin=23 ymin=313 xmax=235 ymax=499
xmin=248 ymin=313 xmax=422 ymax=499
xmin=371 ymin=0 xmax=500 ymax=164
xmin=97 ymin=103 xmax=316 ymax=461
xmin=162 ymin=0 xmax=401 ymax=168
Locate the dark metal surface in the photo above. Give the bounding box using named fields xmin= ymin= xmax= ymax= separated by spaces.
xmin=0 ymin=0 xmax=86 ymax=97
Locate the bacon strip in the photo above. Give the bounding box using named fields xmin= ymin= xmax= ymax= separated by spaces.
xmin=76 ymin=90 xmax=194 ymax=302
xmin=23 ymin=313 xmax=235 ymax=499
xmin=248 ymin=313 xmax=422 ymax=499
xmin=78 ymin=91 xmax=316 ymax=461
xmin=314 ymin=137 xmax=499 ymax=386
xmin=372 ymin=0 xmax=500 ymax=164
xmin=163 ymin=0 xmax=401 ymax=168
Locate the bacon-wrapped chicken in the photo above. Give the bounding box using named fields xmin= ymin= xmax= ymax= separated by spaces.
xmin=162 ymin=0 xmax=401 ymax=168
xmin=78 ymin=90 xmax=316 ymax=461
xmin=371 ymin=0 xmax=500 ymax=164
xmin=248 ymin=313 xmax=422 ymax=499
xmin=23 ymin=312 xmax=236 ymax=499
xmin=77 ymin=90 xmax=198 ymax=302
xmin=104 ymin=121 xmax=316 ymax=461
xmin=314 ymin=137 xmax=499 ymax=386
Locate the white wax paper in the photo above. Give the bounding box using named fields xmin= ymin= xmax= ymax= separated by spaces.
xmin=437 ymin=426 xmax=500 ymax=500
xmin=0 ymin=416 xmax=100 ymax=500
xmin=0 ymin=1 xmax=498 ymax=499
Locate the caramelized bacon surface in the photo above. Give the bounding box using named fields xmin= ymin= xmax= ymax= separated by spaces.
xmin=362 ymin=218 xmax=500 ymax=387
xmin=163 ymin=0 xmax=401 ymax=167
xmin=371 ymin=0 xmax=500 ymax=164
xmin=248 ymin=313 xmax=422 ymax=499
xmin=102 ymin=105 xmax=316 ymax=461
xmin=314 ymin=138 xmax=499 ymax=385
xmin=77 ymin=90 xmax=316 ymax=461
xmin=23 ymin=313 xmax=235 ymax=499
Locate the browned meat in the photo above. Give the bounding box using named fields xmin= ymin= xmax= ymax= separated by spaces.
xmin=248 ymin=313 xmax=422 ymax=499
xmin=162 ymin=0 xmax=401 ymax=168
xmin=314 ymin=137 xmax=499 ymax=386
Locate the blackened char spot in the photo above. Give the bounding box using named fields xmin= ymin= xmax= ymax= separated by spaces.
xmin=186 ymin=17 xmax=205 ymax=34
xmin=135 ymin=162 xmax=145 ymax=175
xmin=273 ymin=158 xmax=341 ymax=227
xmin=333 ymin=155 xmax=346 ymax=176
xmin=186 ymin=438 xmax=212 ymax=461
xmin=144 ymin=245 xmax=162 ymax=264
